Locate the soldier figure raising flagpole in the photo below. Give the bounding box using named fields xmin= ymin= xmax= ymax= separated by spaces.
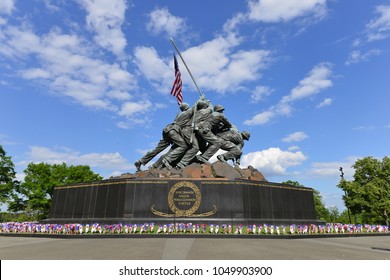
xmin=133 ymin=38 xmax=250 ymax=171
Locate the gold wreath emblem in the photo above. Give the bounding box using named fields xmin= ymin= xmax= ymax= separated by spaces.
xmin=151 ymin=181 xmax=217 ymax=217
xmin=168 ymin=181 xmax=201 ymax=216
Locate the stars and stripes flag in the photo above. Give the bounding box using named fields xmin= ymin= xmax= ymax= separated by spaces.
xmin=170 ymin=54 xmax=183 ymax=105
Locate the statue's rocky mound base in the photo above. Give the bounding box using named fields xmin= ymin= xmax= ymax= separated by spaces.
xmin=112 ymin=161 xmax=266 ymax=181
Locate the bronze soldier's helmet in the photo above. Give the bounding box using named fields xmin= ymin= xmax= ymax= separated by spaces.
xmin=197 ymin=101 xmax=208 ymax=109
xmin=214 ymin=105 xmax=225 ymax=112
xmin=241 ymin=131 xmax=250 ymax=140
xmin=180 ymin=102 xmax=189 ymax=111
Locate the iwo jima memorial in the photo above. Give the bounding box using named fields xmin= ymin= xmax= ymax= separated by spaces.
xmin=47 ymin=39 xmax=318 ymax=226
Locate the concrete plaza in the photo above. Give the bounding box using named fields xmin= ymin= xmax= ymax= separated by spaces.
xmin=0 ymin=235 xmax=389 ymax=259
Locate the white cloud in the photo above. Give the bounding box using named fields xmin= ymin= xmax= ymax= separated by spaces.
xmin=345 ymin=49 xmax=382 ymax=65
xmin=134 ymin=34 xmax=272 ymax=94
xmin=43 ymin=0 xmax=60 ymax=12
xmin=365 ymin=5 xmax=390 ymax=42
xmin=0 ymin=0 xmax=15 ymax=15
xmin=316 ymin=97 xmax=332 ymax=108
xmin=244 ymin=110 xmax=275 ymax=126
xmin=182 ymin=35 xmax=271 ymax=93
xmin=308 ymin=158 xmax=357 ymax=180
xmin=78 ymin=0 xmax=127 ymax=57
xmin=244 ymin=62 xmax=333 ymax=126
xmin=24 ymin=146 xmax=131 ymax=174
xmin=287 ymin=62 xmax=333 ymax=101
xmin=241 ymin=147 xmax=307 ymax=176
xmin=223 ymin=12 xmax=247 ymax=33
xmin=282 ymin=132 xmax=308 ymax=143
xmin=133 ymin=46 xmax=172 ymax=88
xmin=198 ymin=49 xmax=270 ymax=92
xmin=0 ymin=25 xmax=137 ymax=113
xmin=247 ymin=0 xmax=328 ymax=23
xmin=309 ymin=162 xmax=342 ymax=177
xmin=251 ymin=85 xmax=273 ymax=103
xmin=351 ymin=6 xmax=390 ymax=50
xmin=146 ymin=8 xmax=186 ymax=37
xmin=0 ymin=133 xmax=18 ymax=145
xmin=353 ymin=125 xmax=375 ymax=131
xmin=118 ymin=100 xmax=152 ymax=117
xmin=20 ymin=68 xmax=51 ymax=79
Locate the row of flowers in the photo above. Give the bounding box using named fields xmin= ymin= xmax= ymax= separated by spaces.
xmin=0 ymin=222 xmax=389 ymax=235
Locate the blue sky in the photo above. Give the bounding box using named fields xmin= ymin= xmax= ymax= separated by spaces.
xmin=1 ymin=0 xmax=389 ymax=211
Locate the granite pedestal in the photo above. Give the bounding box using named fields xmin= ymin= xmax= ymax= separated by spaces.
xmin=47 ymin=177 xmax=319 ymax=225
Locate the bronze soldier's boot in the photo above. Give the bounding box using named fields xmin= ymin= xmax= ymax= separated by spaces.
xmin=196 ymin=155 xmax=208 ymax=163
xmin=162 ymin=158 xmax=172 ymax=170
xmin=134 ymin=160 xmax=142 ymax=172
xmin=217 ymin=155 xmax=227 ymax=163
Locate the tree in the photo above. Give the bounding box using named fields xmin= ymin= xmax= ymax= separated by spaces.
xmin=338 ymin=156 xmax=390 ymax=226
xmin=282 ymin=180 xmax=330 ymax=221
xmin=16 ymin=162 xmax=103 ymax=219
xmin=0 ymin=145 xmax=17 ymax=203
xmin=327 ymin=206 xmax=340 ymax=223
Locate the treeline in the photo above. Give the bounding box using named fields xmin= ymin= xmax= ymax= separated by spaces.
xmin=0 ymin=145 xmax=102 ymax=221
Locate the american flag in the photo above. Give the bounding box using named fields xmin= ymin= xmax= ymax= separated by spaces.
xmin=170 ymin=54 xmax=183 ymax=105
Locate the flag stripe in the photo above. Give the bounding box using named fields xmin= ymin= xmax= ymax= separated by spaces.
xmin=170 ymin=54 xmax=183 ymax=105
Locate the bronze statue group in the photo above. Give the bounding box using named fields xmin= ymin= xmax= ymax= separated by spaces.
xmin=134 ymin=96 xmax=250 ymax=171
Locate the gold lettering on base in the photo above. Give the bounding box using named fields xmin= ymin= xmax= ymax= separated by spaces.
xmin=151 ymin=181 xmax=217 ymax=217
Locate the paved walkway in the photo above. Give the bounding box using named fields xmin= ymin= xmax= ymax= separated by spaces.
xmin=0 ymin=235 xmax=389 ymax=259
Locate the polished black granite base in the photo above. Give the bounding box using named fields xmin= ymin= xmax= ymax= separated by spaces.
xmin=46 ymin=178 xmax=319 ymax=225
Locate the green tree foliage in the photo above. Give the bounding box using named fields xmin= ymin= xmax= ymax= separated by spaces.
xmin=312 ymin=189 xmax=331 ymax=221
xmin=282 ymin=180 xmax=331 ymax=221
xmin=0 ymin=145 xmax=17 ymax=203
xmin=338 ymin=156 xmax=390 ymax=226
xmin=17 ymin=162 xmax=103 ymax=219
xmin=327 ymin=206 xmax=340 ymax=223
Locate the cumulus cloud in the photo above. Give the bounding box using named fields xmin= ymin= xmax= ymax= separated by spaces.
xmin=134 ymin=34 xmax=272 ymax=94
xmin=20 ymin=68 xmax=51 ymax=79
xmin=287 ymin=62 xmax=333 ymax=101
xmin=282 ymin=132 xmax=308 ymax=143
xmin=78 ymin=0 xmax=127 ymax=57
xmin=0 ymin=25 xmax=139 ymax=114
xmin=0 ymin=0 xmax=15 ymax=15
xmin=241 ymin=147 xmax=307 ymax=176
xmin=23 ymin=146 xmax=132 ymax=174
xmin=182 ymin=35 xmax=271 ymax=93
xmin=118 ymin=100 xmax=153 ymax=117
xmin=244 ymin=111 xmax=275 ymax=126
xmin=146 ymin=8 xmax=186 ymax=37
xmin=316 ymin=97 xmax=332 ymax=108
xmin=223 ymin=0 xmax=328 ymax=35
xmin=133 ymin=46 xmax=172 ymax=89
xmin=247 ymin=0 xmax=328 ymax=23
xmin=244 ymin=62 xmax=333 ymax=126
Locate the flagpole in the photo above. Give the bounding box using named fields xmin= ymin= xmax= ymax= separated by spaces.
xmin=170 ymin=37 xmax=205 ymax=98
